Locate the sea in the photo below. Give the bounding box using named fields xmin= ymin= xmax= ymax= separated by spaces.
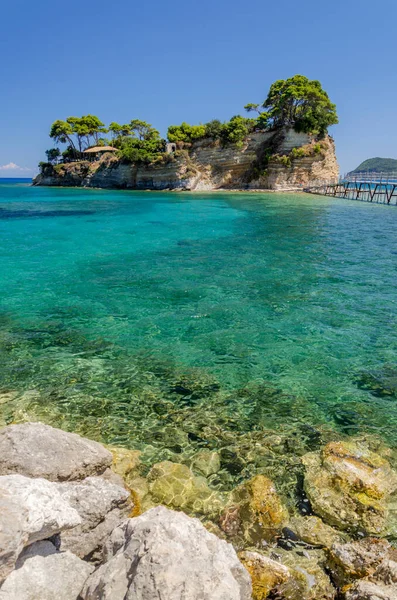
xmin=0 ymin=178 xmax=396 ymax=491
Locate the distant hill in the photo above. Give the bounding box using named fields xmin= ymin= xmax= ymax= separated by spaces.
xmin=349 ymin=157 xmax=397 ymax=174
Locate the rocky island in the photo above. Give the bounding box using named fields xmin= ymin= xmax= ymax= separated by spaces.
xmin=33 ymin=75 xmax=339 ymax=191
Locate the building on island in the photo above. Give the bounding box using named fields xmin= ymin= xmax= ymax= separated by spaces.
xmin=83 ymin=146 xmax=117 ymax=161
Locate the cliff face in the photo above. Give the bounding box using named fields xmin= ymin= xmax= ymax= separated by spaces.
xmin=34 ymin=128 xmax=339 ymax=191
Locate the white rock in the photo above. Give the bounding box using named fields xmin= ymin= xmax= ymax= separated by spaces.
xmin=0 ymin=423 xmax=112 ymax=481
xmin=0 ymin=474 xmax=81 ymax=581
xmin=0 ymin=541 xmax=93 ymax=600
xmin=80 ymin=505 xmax=252 ymax=600
xmin=58 ymin=476 xmax=131 ymax=560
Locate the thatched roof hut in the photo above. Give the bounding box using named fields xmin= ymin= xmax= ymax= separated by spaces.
xmin=83 ymin=146 xmax=117 ymax=154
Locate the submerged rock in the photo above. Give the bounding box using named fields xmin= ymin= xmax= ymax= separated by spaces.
xmin=302 ymin=440 xmax=397 ymax=534
xmin=344 ymin=580 xmax=397 ymax=600
xmin=147 ymin=460 xmax=224 ymax=516
xmin=108 ymin=446 xmax=143 ymax=486
xmin=58 ymin=476 xmax=131 ymax=561
xmin=327 ymin=538 xmax=391 ymax=587
xmin=289 ymin=515 xmax=346 ymax=548
xmin=355 ymin=365 xmax=397 ymax=399
xmin=0 ymin=540 xmax=93 ymax=600
xmin=0 ymin=423 xmax=112 ymax=481
xmin=239 ymin=551 xmax=291 ymax=599
xmin=219 ymin=474 xmax=289 ymax=545
xmin=190 ymin=450 xmax=221 ymax=477
xmin=80 ymin=505 xmax=252 ymax=600
xmin=240 ymin=547 xmax=336 ymax=600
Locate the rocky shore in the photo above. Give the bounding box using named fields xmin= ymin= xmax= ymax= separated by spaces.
xmin=0 ymin=422 xmax=396 ymax=599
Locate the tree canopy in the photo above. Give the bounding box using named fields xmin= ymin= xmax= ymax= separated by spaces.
xmin=245 ymin=75 xmax=338 ymax=135
xmin=44 ymin=76 xmax=338 ymax=170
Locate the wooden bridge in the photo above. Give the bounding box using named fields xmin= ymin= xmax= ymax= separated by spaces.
xmin=305 ymin=172 xmax=397 ymax=205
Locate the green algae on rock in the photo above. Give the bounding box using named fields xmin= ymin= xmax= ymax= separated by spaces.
xmin=240 ymin=547 xmax=336 ymax=600
xmin=326 ymin=538 xmax=391 ymax=588
xmin=239 ymin=551 xmax=291 ymax=600
xmin=146 ymin=460 xmax=225 ymax=517
xmin=289 ymin=515 xmax=347 ymax=548
xmin=219 ymin=475 xmax=289 ymax=546
xmin=302 ymin=440 xmax=397 ymax=535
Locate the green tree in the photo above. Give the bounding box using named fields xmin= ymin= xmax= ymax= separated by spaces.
xmin=45 ymin=148 xmax=61 ymax=164
xmin=49 ymin=120 xmax=77 ymax=153
xmin=248 ymin=75 xmax=338 ymax=135
xmin=65 ymin=115 xmax=105 ymax=151
xmin=204 ymin=119 xmax=223 ymax=139
xmin=167 ymin=122 xmax=206 ymax=143
xmin=129 ymin=119 xmax=160 ymax=141
xmin=244 ymin=103 xmax=261 ymax=115
xmin=220 ymin=115 xmax=256 ymax=147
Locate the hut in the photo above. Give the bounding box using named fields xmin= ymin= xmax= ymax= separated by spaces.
xmin=83 ymin=146 xmax=117 ymax=161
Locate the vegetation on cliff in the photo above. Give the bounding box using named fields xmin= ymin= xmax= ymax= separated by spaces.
xmin=39 ymin=75 xmax=338 ymax=173
xmin=244 ymin=75 xmax=338 ymax=136
xmin=349 ymin=157 xmax=397 ymax=174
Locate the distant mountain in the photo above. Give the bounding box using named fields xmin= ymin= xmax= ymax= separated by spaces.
xmin=349 ymin=157 xmax=397 ymax=174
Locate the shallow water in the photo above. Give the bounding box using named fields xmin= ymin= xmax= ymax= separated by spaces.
xmin=0 ymin=180 xmax=396 ymax=488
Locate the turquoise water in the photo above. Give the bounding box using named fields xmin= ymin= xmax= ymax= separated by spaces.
xmin=0 ymin=180 xmax=397 ymax=486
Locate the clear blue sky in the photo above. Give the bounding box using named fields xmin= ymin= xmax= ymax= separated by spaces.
xmin=1 ymin=0 xmax=396 ymax=177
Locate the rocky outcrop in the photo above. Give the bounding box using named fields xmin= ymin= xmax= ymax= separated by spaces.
xmin=0 ymin=422 xmax=112 ymax=481
xmin=33 ymin=128 xmax=339 ymax=191
xmin=80 ymin=506 xmax=252 ymax=600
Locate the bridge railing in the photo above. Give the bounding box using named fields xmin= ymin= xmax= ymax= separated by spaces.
xmin=343 ymin=171 xmax=397 ymax=183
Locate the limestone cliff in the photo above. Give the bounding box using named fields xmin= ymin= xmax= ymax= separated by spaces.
xmin=34 ymin=128 xmax=339 ymax=191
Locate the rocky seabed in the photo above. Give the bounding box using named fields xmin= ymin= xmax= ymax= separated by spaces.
xmin=0 ymin=422 xmax=396 ymax=599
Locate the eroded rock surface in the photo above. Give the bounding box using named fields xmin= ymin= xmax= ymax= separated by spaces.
xmin=302 ymin=440 xmax=397 ymax=534
xmin=58 ymin=476 xmax=131 ymax=561
xmin=80 ymin=505 xmax=252 ymax=600
xmin=220 ymin=474 xmax=289 ymax=545
xmin=0 ymin=423 xmax=112 ymax=481
xmin=327 ymin=538 xmax=391 ymax=587
xmin=0 ymin=541 xmax=93 ymax=600
xmin=0 ymin=474 xmax=81 ymax=580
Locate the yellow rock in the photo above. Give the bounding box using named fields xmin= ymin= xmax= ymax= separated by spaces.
xmin=302 ymin=440 xmax=397 ymax=535
xmin=147 ymin=461 xmax=224 ymax=517
xmin=239 ymin=551 xmax=291 ymax=600
xmin=220 ymin=475 xmax=289 ymax=545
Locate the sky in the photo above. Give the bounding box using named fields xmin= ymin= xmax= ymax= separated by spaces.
xmin=0 ymin=0 xmax=396 ymax=177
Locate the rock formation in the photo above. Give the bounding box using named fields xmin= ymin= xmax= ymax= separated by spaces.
xmin=33 ymin=128 xmax=339 ymax=191
xmin=0 ymin=421 xmax=396 ymax=600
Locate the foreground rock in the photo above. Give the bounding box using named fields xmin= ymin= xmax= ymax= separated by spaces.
xmin=302 ymin=440 xmax=397 ymax=534
xmin=80 ymin=505 xmax=252 ymax=600
xmin=220 ymin=475 xmax=289 ymax=545
xmin=58 ymin=476 xmax=131 ymax=561
xmin=0 ymin=423 xmax=112 ymax=481
xmin=0 ymin=474 xmax=81 ymax=582
xmin=0 ymin=540 xmax=93 ymax=600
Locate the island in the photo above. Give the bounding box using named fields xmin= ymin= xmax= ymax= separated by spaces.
xmin=33 ymin=75 xmax=339 ymax=191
